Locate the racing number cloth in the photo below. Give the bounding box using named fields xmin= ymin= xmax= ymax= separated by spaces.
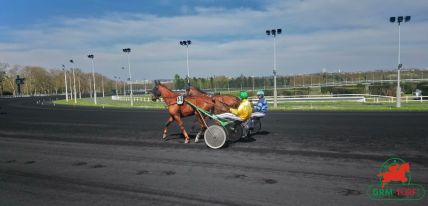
xmin=177 ymin=96 xmax=184 ymax=105
xmin=230 ymin=99 xmax=253 ymax=121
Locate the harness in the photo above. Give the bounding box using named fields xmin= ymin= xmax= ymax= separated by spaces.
xmin=162 ymin=95 xmax=214 ymax=117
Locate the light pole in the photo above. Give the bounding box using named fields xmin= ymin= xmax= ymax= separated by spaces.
xmin=114 ymin=76 xmax=118 ymax=96
xmin=213 ymin=76 xmax=217 ymax=93
xmin=179 ymin=40 xmax=191 ymax=85
xmin=68 ymin=69 xmax=73 ymax=99
xmin=252 ymin=76 xmax=255 ymax=91
xmin=62 ymin=65 xmax=68 ymax=102
xmin=69 ymin=59 xmax=77 ymax=103
xmin=227 ymin=77 xmax=230 ymax=92
xmin=88 ymin=74 xmax=92 ymax=98
xmin=266 ymin=28 xmax=282 ymax=108
xmin=121 ymin=67 xmax=126 ymax=95
xmin=122 ymin=48 xmax=133 ymax=106
xmin=88 ymin=54 xmax=97 ymax=104
xmin=390 ymin=16 xmax=410 ymax=108
xmin=122 ymin=78 xmax=126 ymax=96
xmin=101 ymin=76 xmax=105 ymax=97
xmin=302 ymin=74 xmax=305 ymax=87
xmin=78 ymin=78 xmax=81 ymax=99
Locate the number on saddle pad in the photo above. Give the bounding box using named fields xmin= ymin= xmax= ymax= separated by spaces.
xmin=177 ymin=96 xmax=184 ymax=105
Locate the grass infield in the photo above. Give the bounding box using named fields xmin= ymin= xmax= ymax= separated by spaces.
xmin=54 ymin=97 xmax=165 ymax=109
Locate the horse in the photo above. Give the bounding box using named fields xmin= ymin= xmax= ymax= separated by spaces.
xmin=186 ymin=86 xmax=240 ymax=114
xmin=151 ymin=81 xmax=225 ymax=143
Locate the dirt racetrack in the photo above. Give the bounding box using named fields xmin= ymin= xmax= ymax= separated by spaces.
xmin=0 ymin=96 xmax=427 ymax=205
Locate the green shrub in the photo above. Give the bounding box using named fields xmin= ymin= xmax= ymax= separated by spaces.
xmin=369 ymin=83 xmax=396 ymax=96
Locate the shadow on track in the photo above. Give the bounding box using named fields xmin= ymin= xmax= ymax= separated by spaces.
xmin=236 ymin=131 xmax=270 ymax=144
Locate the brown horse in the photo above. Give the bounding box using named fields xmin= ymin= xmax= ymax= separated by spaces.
xmin=186 ymin=86 xmax=240 ymax=114
xmin=152 ymin=81 xmax=221 ymax=143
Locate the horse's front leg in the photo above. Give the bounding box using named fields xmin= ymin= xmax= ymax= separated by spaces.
xmin=173 ymin=114 xmax=191 ymax=143
xmin=162 ymin=116 xmax=174 ymax=140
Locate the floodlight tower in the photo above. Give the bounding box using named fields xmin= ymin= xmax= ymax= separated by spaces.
xmin=122 ymin=48 xmax=133 ymax=106
xmin=69 ymin=59 xmax=77 ymax=103
xmin=390 ymin=16 xmax=411 ymax=108
xmin=266 ymin=28 xmax=282 ymax=108
xmin=62 ymin=65 xmax=68 ymax=102
xmin=179 ymin=40 xmax=192 ymax=85
xmin=87 ymin=54 xmax=97 ymax=104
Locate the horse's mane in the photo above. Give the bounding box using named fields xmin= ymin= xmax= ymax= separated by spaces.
xmin=159 ymin=84 xmax=178 ymax=98
xmin=190 ymin=86 xmax=208 ymax=95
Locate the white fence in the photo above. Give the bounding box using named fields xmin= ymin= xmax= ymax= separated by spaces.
xmin=110 ymin=94 xmax=426 ymax=104
xmin=0 ymin=94 xmax=55 ymax=98
xmin=249 ymin=94 xmax=427 ymax=104
xmin=112 ymin=95 xmax=163 ymax=102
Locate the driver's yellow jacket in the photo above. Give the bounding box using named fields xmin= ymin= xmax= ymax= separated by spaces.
xmin=230 ymin=99 xmax=253 ymax=121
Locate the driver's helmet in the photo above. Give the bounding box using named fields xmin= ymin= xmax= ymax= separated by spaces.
xmin=239 ymin=91 xmax=249 ymax=99
xmin=256 ymin=90 xmax=264 ymax=97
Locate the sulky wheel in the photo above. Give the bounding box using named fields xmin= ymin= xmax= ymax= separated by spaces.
xmin=226 ymin=122 xmax=243 ymax=142
xmin=204 ymin=125 xmax=227 ymax=149
xmin=253 ymin=118 xmax=261 ymax=133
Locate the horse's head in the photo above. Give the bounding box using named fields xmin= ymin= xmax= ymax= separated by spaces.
xmin=400 ymin=162 xmax=410 ymax=173
xmin=151 ymin=80 xmax=161 ymax=101
xmin=187 ymin=85 xmax=208 ymax=96
xmin=186 ymin=86 xmax=194 ymax=95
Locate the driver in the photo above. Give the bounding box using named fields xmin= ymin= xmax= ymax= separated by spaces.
xmin=216 ymin=91 xmax=252 ymax=121
xmin=252 ymin=90 xmax=267 ymax=118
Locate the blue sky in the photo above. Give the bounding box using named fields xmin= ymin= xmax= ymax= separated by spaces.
xmin=0 ymin=0 xmax=265 ymax=26
xmin=1 ymin=0 xmax=427 ymax=80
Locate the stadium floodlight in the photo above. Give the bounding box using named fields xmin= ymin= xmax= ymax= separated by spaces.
xmin=62 ymin=64 xmax=68 ymax=102
xmin=389 ymin=15 xmax=411 ymax=108
xmin=265 ymin=28 xmax=282 ymax=108
xmin=122 ymin=48 xmax=133 ymax=106
xmin=87 ymin=54 xmax=97 ymax=104
xmin=405 ymin=16 xmax=411 ymax=22
xmin=179 ymin=40 xmax=192 ymax=85
xmin=69 ymin=59 xmax=77 ymax=104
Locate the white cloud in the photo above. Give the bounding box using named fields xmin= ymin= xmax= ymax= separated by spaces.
xmin=0 ymin=0 xmax=427 ymax=79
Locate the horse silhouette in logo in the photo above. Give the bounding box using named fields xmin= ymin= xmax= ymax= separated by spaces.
xmin=377 ymin=162 xmax=410 ymax=188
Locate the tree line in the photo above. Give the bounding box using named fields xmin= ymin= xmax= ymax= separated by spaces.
xmin=1 ymin=61 xmax=426 ymax=97
xmin=0 ymin=62 xmax=115 ymax=96
xmin=172 ymin=69 xmax=428 ymax=91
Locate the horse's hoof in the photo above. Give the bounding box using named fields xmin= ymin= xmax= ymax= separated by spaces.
xmin=162 ymin=134 xmax=167 ymax=139
xmin=184 ymin=139 xmax=190 ymax=144
xmin=195 ymin=138 xmax=199 ymax=143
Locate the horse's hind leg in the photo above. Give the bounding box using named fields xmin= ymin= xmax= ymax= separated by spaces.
xmin=173 ymin=114 xmax=190 ymax=143
xmin=162 ymin=116 xmax=174 ymax=140
xmin=194 ymin=113 xmax=207 ymax=143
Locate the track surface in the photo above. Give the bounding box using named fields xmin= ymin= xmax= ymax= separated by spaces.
xmin=0 ymin=97 xmax=427 ymax=205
